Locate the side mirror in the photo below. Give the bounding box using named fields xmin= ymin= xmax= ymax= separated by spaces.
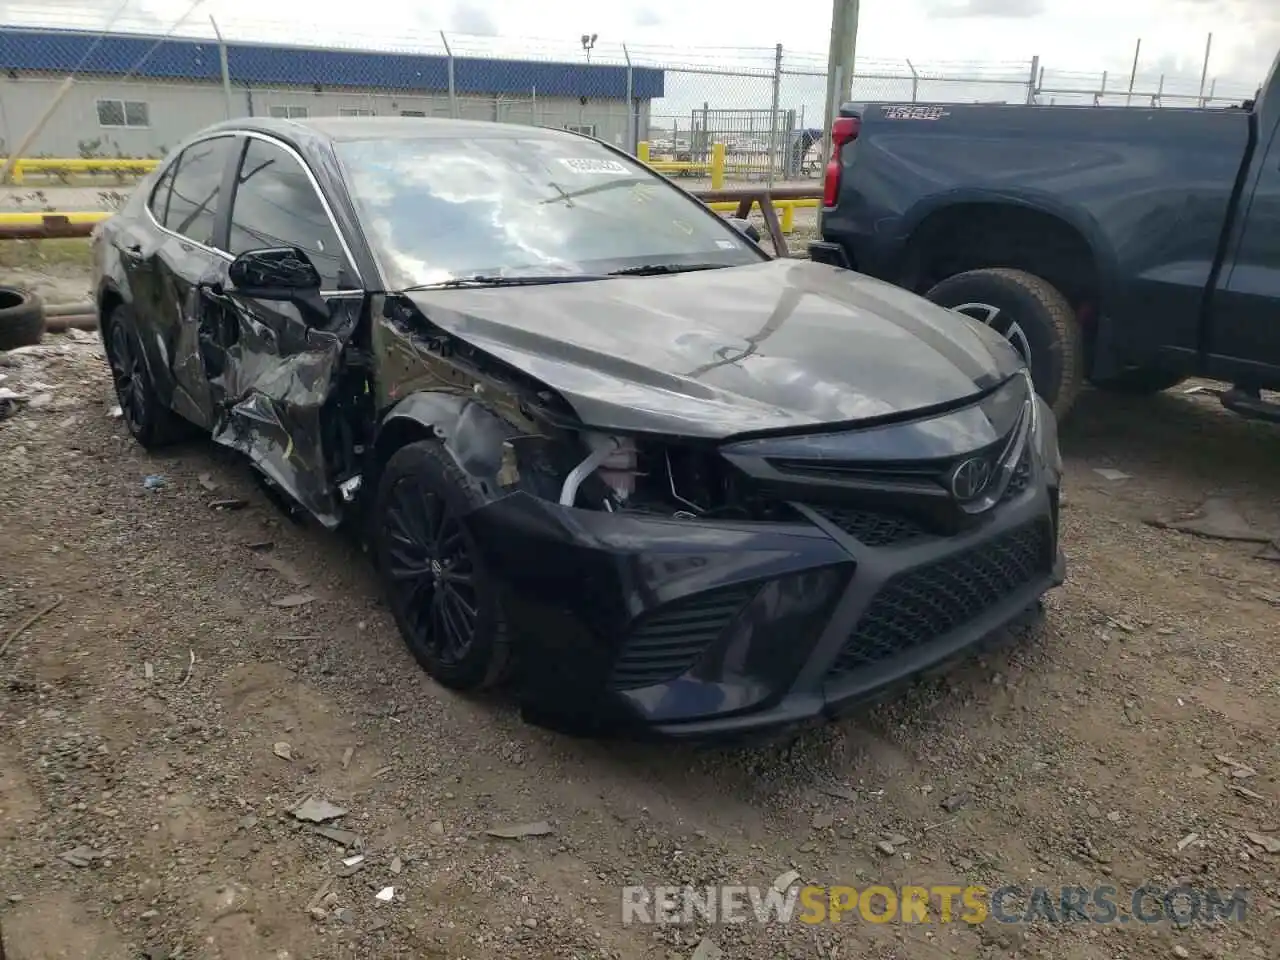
xmin=228 ymin=247 xmax=322 ymax=299
xmin=725 ymin=217 xmax=761 ymax=244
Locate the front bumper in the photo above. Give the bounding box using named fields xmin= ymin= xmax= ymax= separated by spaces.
xmin=466 ymin=454 xmax=1064 ymax=741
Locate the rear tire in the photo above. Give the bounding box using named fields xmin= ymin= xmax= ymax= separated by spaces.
xmin=1089 ymin=368 xmax=1186 ymax=395
xmin=0 ymin=285 xmax=45 ymax=350
xmin=373 ymin=440 xmax=511 ymax=691
xmin=925 ymin=268 xmax=1084 ymax=419
xmin=101 ymin=302 xmax=193 ymax=448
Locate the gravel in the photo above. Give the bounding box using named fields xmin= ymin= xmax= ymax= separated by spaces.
xmin=1 ymin=319 xmax=1278 ymax=958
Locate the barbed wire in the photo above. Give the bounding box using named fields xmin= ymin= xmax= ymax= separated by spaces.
xmin=0 ymin=10 xmax=1262 ymax=179
xmin=0 ymin=7 xmax=1264 ymax=95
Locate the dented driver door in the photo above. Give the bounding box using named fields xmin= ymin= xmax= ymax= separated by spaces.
xmin=197 ymin=134 xmax=367 ymax=528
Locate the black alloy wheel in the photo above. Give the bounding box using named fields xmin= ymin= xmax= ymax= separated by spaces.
xmin=102 ymin=304 xmax=191 ymax=448
xmin=374 ymin=440 xmax=510 ymax=690
xmin=107 ymin=317 xmax=148 ymax=437
xmin=384 ymin=476 xmax=478 ymax=666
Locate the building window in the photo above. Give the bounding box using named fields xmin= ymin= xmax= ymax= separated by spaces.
xmin=400 ymin=110 xmax=426 ymax=117
xmin=97 ymin=99 xmax=149 ymax=128
xmin=269 ymin=105 xmax=309 ymax=119
xmin=564 ymin=123 xmax=596 ymax=137
xmin=339 ymin=108 xmax=374 ymax=117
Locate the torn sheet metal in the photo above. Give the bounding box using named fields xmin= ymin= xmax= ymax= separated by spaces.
xmin=178 ymin=271 xmax=364 ymax=527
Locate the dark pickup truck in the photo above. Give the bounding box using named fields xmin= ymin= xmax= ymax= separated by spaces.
xmin=811 ymin=52 xmax=1280 ymax=422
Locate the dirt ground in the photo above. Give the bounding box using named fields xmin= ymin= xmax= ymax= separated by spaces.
xmin=1 ymin=251 xmax=1278 ymax=960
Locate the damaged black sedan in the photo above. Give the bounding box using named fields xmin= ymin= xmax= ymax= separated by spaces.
xmin=92 ymin=117 xmax=1064 ymax=738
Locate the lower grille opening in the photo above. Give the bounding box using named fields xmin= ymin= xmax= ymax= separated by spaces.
xmin=610 ymin=583 xmax=758 ymax=690
xmin=829 ymin=520 xmax=1050 ymax=675
xmin=809 ymin=506 xmax=929 ymax=547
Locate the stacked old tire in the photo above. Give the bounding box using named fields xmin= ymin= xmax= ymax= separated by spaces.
xmin=0 ymin=285 xmax=45 ymax=350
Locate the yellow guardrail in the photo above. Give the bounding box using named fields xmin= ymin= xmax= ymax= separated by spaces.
xmin=0 ymin=197 xmax=821 ymax=238
xmin=1 ymin=157 xmax=159 ymax=184
xmin=704 ymin=197 xmax=818 ymax=234
xmin=0 ymin=210 xmax=112 ymax=227
xmin=638 ymin=142 xmax=725 ymax=190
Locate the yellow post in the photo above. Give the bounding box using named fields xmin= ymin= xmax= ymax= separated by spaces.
xmin=637 ymin=141 xmax=650 ymax=164
xmin=711 ymin=142 xmax=725 ymax=189
xmin=781 ymin=202 xmax=794 ymax=234
xmin=10 ymin=161 xmax=22 ymax=186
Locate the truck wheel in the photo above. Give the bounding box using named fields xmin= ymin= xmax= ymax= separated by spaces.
xmin=1089 ymin=368 xmax=1186 ymax=395
xmin=373 ymin=439 xmax=512 ymax=692
xmin=925 ymin=268 xmax=1084 ymax=419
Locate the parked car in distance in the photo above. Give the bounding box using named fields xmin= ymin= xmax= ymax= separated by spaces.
xmin=813 ymin=50 xmax=1280 ymax=423
xmin=92 ymin=116 xmax=1064 ymax=738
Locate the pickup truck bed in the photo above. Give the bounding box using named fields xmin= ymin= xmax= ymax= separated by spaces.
xmin=812 ymin=55 xmax=1280 ymax=421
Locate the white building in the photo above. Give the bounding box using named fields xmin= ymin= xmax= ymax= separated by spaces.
xmin=0 ymin=27 xmax=663 ymax=158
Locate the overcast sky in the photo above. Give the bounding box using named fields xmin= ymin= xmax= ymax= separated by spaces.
xmin=0 ymin=0 xmax=1274 ymax=99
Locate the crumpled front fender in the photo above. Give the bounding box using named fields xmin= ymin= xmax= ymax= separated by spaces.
xmin=374 ymin=392 xmax=525 ymax=497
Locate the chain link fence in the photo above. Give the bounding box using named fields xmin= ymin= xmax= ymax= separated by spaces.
xmin=0 ymin=15 xmax=1266 ymax=190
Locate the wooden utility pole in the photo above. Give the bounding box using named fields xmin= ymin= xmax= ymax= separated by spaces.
xmin=817 ymin=0 xmax=859 ymax=234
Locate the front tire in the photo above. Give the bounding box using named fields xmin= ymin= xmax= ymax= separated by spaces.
xmin=925 ymin=268 xmax=1085 ymax=419
xmin=373 ymin=440 xmax=511 ymax=691
xmin=102 ymin=303 xmax=193 ymax=448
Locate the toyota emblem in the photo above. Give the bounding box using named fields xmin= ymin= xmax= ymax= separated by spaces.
xmin=949 ymin=456 xmax=993 ymax=501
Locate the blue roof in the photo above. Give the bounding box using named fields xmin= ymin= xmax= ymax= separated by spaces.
xmin=0 ymin=27 xmax=664 ymax=99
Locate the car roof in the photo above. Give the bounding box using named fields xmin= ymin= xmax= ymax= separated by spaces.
xmin=200 ymin=115 xmax=587 ymax=144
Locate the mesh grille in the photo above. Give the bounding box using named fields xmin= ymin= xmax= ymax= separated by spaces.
xmin=609 ymin=584 xmax=757 ymax=690
xmin=809 ymin=506 xmax=929 ymax=547
xmin=830 ymin=520 xmax=1050 ymax=674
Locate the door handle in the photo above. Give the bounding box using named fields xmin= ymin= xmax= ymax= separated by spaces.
xmin=123 ymin=243 xmax=144 ymax=263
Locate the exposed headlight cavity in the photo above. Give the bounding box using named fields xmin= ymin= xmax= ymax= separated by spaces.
xmin=559 ymin=433 xmax=638 ymax=507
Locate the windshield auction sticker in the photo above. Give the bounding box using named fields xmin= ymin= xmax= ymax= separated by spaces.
xmin=558 ymin=158 xmax=629 ymax=175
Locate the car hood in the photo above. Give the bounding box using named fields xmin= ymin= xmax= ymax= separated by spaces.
xmin=405 ymin=258 xmax=1024 ymax=439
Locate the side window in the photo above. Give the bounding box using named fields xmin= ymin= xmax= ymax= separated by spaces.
xmin=147 ymin=159 xmax=177 ymax=226
xmin=228 ymin=138 xmax=353 ymax=290
xmin=165 ymin=136 xmax=235 ymax=247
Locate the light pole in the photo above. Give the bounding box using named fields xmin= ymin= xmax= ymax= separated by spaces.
xmin=581 ymin=32 xmax=598 ymax=63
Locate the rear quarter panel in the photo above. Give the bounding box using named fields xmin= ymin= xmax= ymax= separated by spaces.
xmin=826 ymin=104 xmax=1252 ymax=361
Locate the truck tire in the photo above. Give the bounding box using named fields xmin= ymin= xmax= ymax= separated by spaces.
xmin=1089 ymin=368 xmax=1186 ymax=395
xmin=925 ymin=268 xmax=1084 ymax=419
xmin=0 ymin=285 xmax=45 ymax=350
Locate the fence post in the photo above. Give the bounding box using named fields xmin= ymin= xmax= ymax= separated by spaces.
xmin=440 ymin=31 xmax=458 ymax=119
xmin=768 ymin=43 xmax=782 ymax=186
xmin=701 ymin=102 xmax=710 ymax=162
xmin=1026 ymin=55 xmax=1040 ymax=104
xmin=623 ymin=44 xmax=635 ymax=154
xmin=1126 ymin=38 xmax=1141 ymax=107
xmin=1197 ymin=32 xmax=1213 ymax=107
xmin=711 ymin=142 xmax=725 ymax=190
xmin=209 ymin=15 xmax=234 ymax=120
xmin=906 ymin=59 xmax=918 ymax=102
